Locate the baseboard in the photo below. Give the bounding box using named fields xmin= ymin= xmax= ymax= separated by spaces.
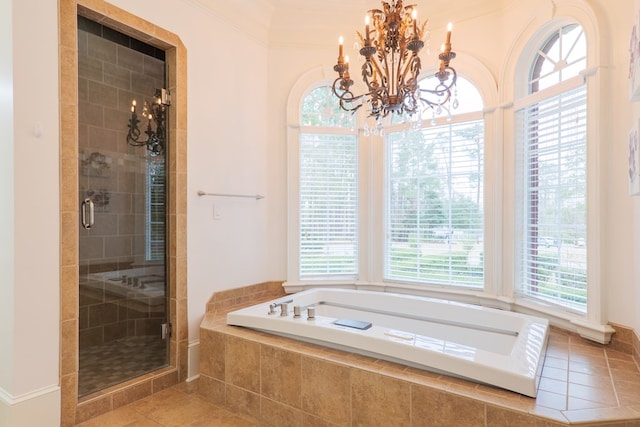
xmin=187 ymin=340 xmax=200 ymax=382
xmin=0 ymin=384 xmax=60 ymax=427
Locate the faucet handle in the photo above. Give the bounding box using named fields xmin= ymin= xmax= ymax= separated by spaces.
xmin=268 ymin=303 xmax=277 ymax=315
xmin=280 ymin=302 xmax=289 ymax=317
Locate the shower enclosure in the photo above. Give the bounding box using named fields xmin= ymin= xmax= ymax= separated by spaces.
xmin=77 ymin=16 xmax=169 ymax=397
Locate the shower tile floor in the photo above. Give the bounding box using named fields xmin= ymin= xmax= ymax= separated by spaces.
xmin=79 ymin=335 xmax=168 ymax=397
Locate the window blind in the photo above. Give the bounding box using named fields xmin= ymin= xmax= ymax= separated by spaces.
xmin=299 ymin=133 xmax=358 ymax=278
xmin=147 ymin=160 xmax=165 ymax=261
xmin=516 ymin=84 xmax=587 ymax=311
xmin=385 ymin=120 xmax=484 ymax=287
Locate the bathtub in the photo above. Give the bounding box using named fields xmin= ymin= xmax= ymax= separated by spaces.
xmin=226 ymin=288 xmax=549 ymax=397
xmin=85 ymin=266 xmax=165 ymax=299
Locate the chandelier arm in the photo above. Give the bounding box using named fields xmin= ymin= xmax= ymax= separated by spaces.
xmin=368 ymin=57 xmax=385 ymax=87
xmin=361 ymin=60 xmax=374 ymax=89
xmin=331 ymin=77 xmax=366 ymax=113
xmin=393 ymin=49 xmax=403 ymax=97
xmin=378 ymin=44 xmax=393 ymax=92
xmin=417 ymin=84 xmax=452 ymax=107
xmin=405 ymin=52 xmax=422 ymax=84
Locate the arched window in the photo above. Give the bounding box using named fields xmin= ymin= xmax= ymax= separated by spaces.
xmin=515 ymin=24 xmax=588 ymax=312
xmin=384 ymin=76 xmax=485 ymax=287
xmin=298 ymin=86 xmax=359 ymax=279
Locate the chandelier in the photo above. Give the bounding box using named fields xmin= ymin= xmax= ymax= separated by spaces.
xmin=332 ymin=0 xmax=457 ymax=120
xmin=127 ymin=88 xmax=170 ymax=155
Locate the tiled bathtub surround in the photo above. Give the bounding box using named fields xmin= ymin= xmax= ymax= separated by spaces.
xmin=205 ymin=281 xmax=286 ymax=314
xmin=200 ymin=299 xmax=640 ymax=426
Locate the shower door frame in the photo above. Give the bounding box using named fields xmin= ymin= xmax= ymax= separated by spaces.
xmin=59 ymin=1 xmax=188 ymax=426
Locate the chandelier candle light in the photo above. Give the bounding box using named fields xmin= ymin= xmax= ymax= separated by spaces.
xmin=333 ymin=0 xmax=457 ymax=120
xmin=127 ymin=88 xmax=170 ymax=155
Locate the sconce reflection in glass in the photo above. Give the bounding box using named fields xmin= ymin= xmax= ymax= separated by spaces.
xmin=127 ymin=88 xmax=170 ymax=156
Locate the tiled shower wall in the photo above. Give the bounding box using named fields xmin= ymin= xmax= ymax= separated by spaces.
xmin=77 ymin=20 xmax=166 ymax=348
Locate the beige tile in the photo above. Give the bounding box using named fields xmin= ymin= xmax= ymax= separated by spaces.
xmin=112 ymin=380 xmax=153 ymax=409
xmin=177 ymin=298 xmax=188 ymax=341
xmin=199 ymin=330 xmax=226 ymax=378
xmin=568 ymin=382 xmax=617 ymax=406
xmin=569 ymin=370 xmax=616 ymax=389
xmin=60 ymin=319 xmax=78 ymax=376
xmin=225 ymin=384 xmax=260 ymax=419
xmin=75 ymin=394 xmax=112 ymax=424
xmin=152 ymin=370 xmax=179 ymax=393
xmin=259 ymin=397 xmax=303 ymax=426
xmin=608 ymin=357 xmax=639 ymax=372
xmin=261 ymin=344 xmax=301 ymax=408
xmin=197 ymin=375 xmax=225 ymax=405
xmin=567 ymin=397 xmax=611 ymax=411
xmin=75 ymin=405 xmax=148 ymax=426
xmin=569 ymin=360 xmax=610 ymax=377
xmin=542 ymin=365 xmax=569 ymax=382
xmin=613 ymin=379 xmax=640 ymax=397
xmin=226 ymin=336 xmax=260 ymax=392
xmin=563 ymin=406 xmax=640 ymax=424
xmin=539 ymin=377 xmax=568 ymax=395
xmin=60 ymin=374 xmax=78 ymax=427
xmin=60 ymin=211 xmax=78 ymax=266
xmin=185 ymin=409 xmax=257 ymax=427
xmin=465 ymin=383 xmax=534 ymax=412
xmin=411 ymin=385 xmax=484 ymax=427
xmin=127 ymin=387 xmax=190 ymax=416
xmin=145 ymin=394 xmax=218 ymax=427
xmin=534 ymin=390 xmax=568 ymax=411
xmin=544 ymin=355 xmax=569 ymax=370
xmin=528 ymin=406 xmax=569 ymax=425
xmin=351 ymin=369 xmax=410 ymax=426
xmin=300 ymin=413 xmax=341 ymax=427
xmin=301 ymin=356 xmax=351 ymax=426
xmin=485 ymin=405 xmax=543 ymax=427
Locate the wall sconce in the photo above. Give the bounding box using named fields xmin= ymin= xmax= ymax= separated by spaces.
xmin=127 ymin=88 xmax=171 ymax=155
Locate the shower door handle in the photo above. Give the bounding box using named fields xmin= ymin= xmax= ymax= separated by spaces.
xmin=81 ymin=198 xmax=94 ymax=229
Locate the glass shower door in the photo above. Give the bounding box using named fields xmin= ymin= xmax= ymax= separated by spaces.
xmin=77 ymin=16 xmax=169 ymax=397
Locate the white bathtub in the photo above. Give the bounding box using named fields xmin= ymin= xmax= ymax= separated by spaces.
xmin=226 ymin=288 xmax=549 ymax=397
xmin=85 ymin=267 xmax=165 ymax=299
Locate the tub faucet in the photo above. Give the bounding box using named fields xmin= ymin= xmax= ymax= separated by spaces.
xmin=267 ymin=299 xmax=293 ymax=316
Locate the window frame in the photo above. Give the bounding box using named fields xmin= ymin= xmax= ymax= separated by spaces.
xmin=382 ymin=82 xmax=486 ymax=289
xmin=503 ymin=13 xmax=610 ymax=342
xmin=286 ymin=76 xmax=369 ymax=287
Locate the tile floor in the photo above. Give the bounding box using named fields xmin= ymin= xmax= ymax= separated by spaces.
xmin=79 ymin=335 xmax=168 ymax=397
xmin=74 ymin=382 xmax=258 ymax=426
xmin=75 ymin=326 xmax=640 ymax=426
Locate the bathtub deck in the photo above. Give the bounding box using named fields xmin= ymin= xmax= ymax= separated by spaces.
xmin=200 ymin=300 xmax=640 ymax=426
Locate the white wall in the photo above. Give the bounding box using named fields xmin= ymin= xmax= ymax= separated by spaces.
xmin=595 ymin=0 xmax=640 ymax=334
xmin=1 ymin=0 xmax=62 ymax=424
xmin=0 ymin=0 xmax=15 ymax=422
